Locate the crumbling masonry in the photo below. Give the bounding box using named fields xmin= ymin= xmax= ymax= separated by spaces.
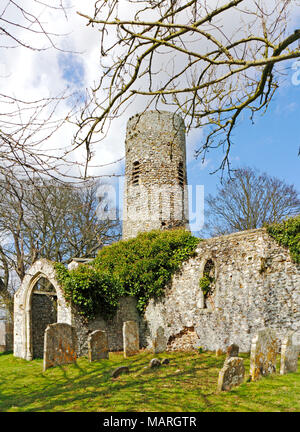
xmin=13 ymin=110 xmax=300 ymax=359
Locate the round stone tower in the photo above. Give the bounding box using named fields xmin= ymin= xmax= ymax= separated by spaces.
xmin=122 ymin=110 xmax=189 ymax=240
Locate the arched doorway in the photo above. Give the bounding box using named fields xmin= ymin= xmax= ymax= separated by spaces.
xmin=14 ymin=259 xmax=73 ymax=360
xmin=31 ymin=277 xmax=57 ymax=358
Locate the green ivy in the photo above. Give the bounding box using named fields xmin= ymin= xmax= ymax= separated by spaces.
xmin=55 ymin=229 xmax=199 ymax=320
xmin=199 ymin=275 xmax=214 ymax=296
xmin=266 ymin=215 xmax=300 ymax=264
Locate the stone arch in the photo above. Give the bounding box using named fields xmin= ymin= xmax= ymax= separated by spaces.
xmin=14 ymin=259 xmax=72 ymax=360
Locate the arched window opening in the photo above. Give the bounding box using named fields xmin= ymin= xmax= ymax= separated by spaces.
xmin=178 ymin=162 xmax=184 ymax=187
xmin=132 ymin=161 xmax=140 ymax=185
xmin=31 ymin=277 xmax=57 ymax=358
xmin=199 ymin=259 xmax=216 ymax=309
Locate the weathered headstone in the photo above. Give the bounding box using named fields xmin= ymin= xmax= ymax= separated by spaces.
xmin=43 ymin=323 xmax=77 ymax=371
xmin=226 ymin=343 xmax=239 ymax=359
xmin=149 ymin=358 xmax=161 ymax=368
xmin=153 ymin=326 xmax=167 ymax=354
xmin=217 ymin=357 xmax=245 ymax=392
xmin=0 ymin=321 xmax=13 ymax=353
xmin=123 ymin=321 xmax=139 ymax=357
xmin=111 ymin=366 xmax=129 ymax=378
xmin=88 ymin=330 xmax=109 ymax=362
xmin=280 ymin=333 xmax=300 ymax=375
xmin=249 ymin=329 xmax=278 ymax=381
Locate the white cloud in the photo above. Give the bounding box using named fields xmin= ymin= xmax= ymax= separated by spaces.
xmin=1 ymin=0 xmax=299 ymax=181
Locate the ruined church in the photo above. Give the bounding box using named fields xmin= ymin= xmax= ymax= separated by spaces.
xmin=12 ymin=111 xmax=300 ymax=360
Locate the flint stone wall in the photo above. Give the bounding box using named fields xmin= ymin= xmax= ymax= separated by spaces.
xmin=74 ymin=297 xmax=143 ymax=356
xmin=123 ymin=111 xmax=189 ymax=240
xmin=31 ymin=294 xmax=57 ymax=358
xmin=144 ymin=228 xmax=300 ymax=352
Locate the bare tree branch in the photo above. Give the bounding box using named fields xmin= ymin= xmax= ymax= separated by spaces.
xmin=75 ymin=0 xmax=300 ymax=172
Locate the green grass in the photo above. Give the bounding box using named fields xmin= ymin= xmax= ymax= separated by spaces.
xmin=0 ymin=350 xmax=299 ymax=412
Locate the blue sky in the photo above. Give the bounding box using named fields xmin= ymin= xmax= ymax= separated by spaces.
xmin=187 ymin=75 xmax=300 ymax=235
xmin=102 ymin=72 xmax=300 ymax=236
xmin=2 ymin=0 xmax=298 ymax=236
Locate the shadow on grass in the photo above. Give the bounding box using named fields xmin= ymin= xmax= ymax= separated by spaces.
xmin=0 ymin=351 xmax=219 ymax=411
xmin=0 ymin=351 xmax=299 ymax=412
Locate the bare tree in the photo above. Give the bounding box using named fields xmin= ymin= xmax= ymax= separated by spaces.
xmin=205 ymin=167 xmax=300 ymax=236
xmin=75 ymin=0 xmax=300 ymax=171
xmin=0 ymin=1 xmax=84 ymax=179
xmin=0 ymin=172 xmax=121 ymax=319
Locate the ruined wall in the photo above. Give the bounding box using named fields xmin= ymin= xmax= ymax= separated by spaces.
xmin=122 ymin=111 xmax=189 ymax=240
xmin=14 ymin=259 xmax=72 ymax=360
xmin=74 ymin=297 xmax=143 ymax=356
xmin=143 ymin=228 xmax=300 ymax=352
xmin=14 ymin=229 xmax=300 ymax=359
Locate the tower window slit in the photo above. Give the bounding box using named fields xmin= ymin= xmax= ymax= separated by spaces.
xmin=132 ymin=161 xmax=140 ymax=185
xmin=178 ymin=162 xmax=184 ymax=187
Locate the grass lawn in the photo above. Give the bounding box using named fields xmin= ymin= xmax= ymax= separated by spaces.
xmin=0 ymin=350 xmax=299 ymax=412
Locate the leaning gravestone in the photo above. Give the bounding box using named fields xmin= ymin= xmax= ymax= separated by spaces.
xmin=249 ymin=328 xmax=278 ymax=381
xmin=226 ymin=344 xmax=239 ymax=359
xmin=280 ymin=333 xmax=300 ymax=375
xmin=43 ymin=323 xmax=77 ymax=371
xmin=217 ymin=357 xmax=245 ymax=392
xmin=153 ymin=326 xmax=167 ymax=354
xmin=88 ymin=330 xmax=109 ymax=362
xmin=123 ymin=321 xmax=139 ymax=358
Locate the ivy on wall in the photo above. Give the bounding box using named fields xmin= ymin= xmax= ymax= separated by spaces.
xmin=55 ymin=229 xmax=199 ymax=320
xmin=266 ymin=215 xmax=300 ymax=264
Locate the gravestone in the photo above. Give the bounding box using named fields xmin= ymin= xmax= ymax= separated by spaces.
xmin=111 ymin=366 xmax=129 ymax=378
xmin=0 ymin=321 xmax=13 ymax=353
xmin=280 ymin=333 xmax=300 ymax=375
xmin=123 ymin=321 xmax=139 ymax=357
xmin=217 ymin=357 xmax=245 ymax=392
xmin=226 ymin=344 xmax=239 ymax=359
xmin=153 ymin=326 xmax=167 ymax=354
xmin=150 ymin=358 xmax=161 ymax=368
xmin=88 ymin=330 xmax=109 ymax=362
xmin=249 ymin=328 xmax=278 ymax=381
xmin=43 ymin=323 xmax=77 ymax=371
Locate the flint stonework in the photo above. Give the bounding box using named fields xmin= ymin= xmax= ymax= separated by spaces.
xmin=280 ymin=333 xmax=299 ymax=375
xmin=123 ymin=111 xmax=189 ymax=240
xmin=217 ymin=357 xmax=245 ymax=392
xmin=88 ymin=330 xmax=109 ymax=362
xmin=144 ymin=228 xmax=300 ymax=353
xmin=43 ymin=323 xmax=77 ymax=371
xmin=123 ymin=321 xmax=139 ymax=357
xmin=249 ymin=329 xmax=278 ymax=381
